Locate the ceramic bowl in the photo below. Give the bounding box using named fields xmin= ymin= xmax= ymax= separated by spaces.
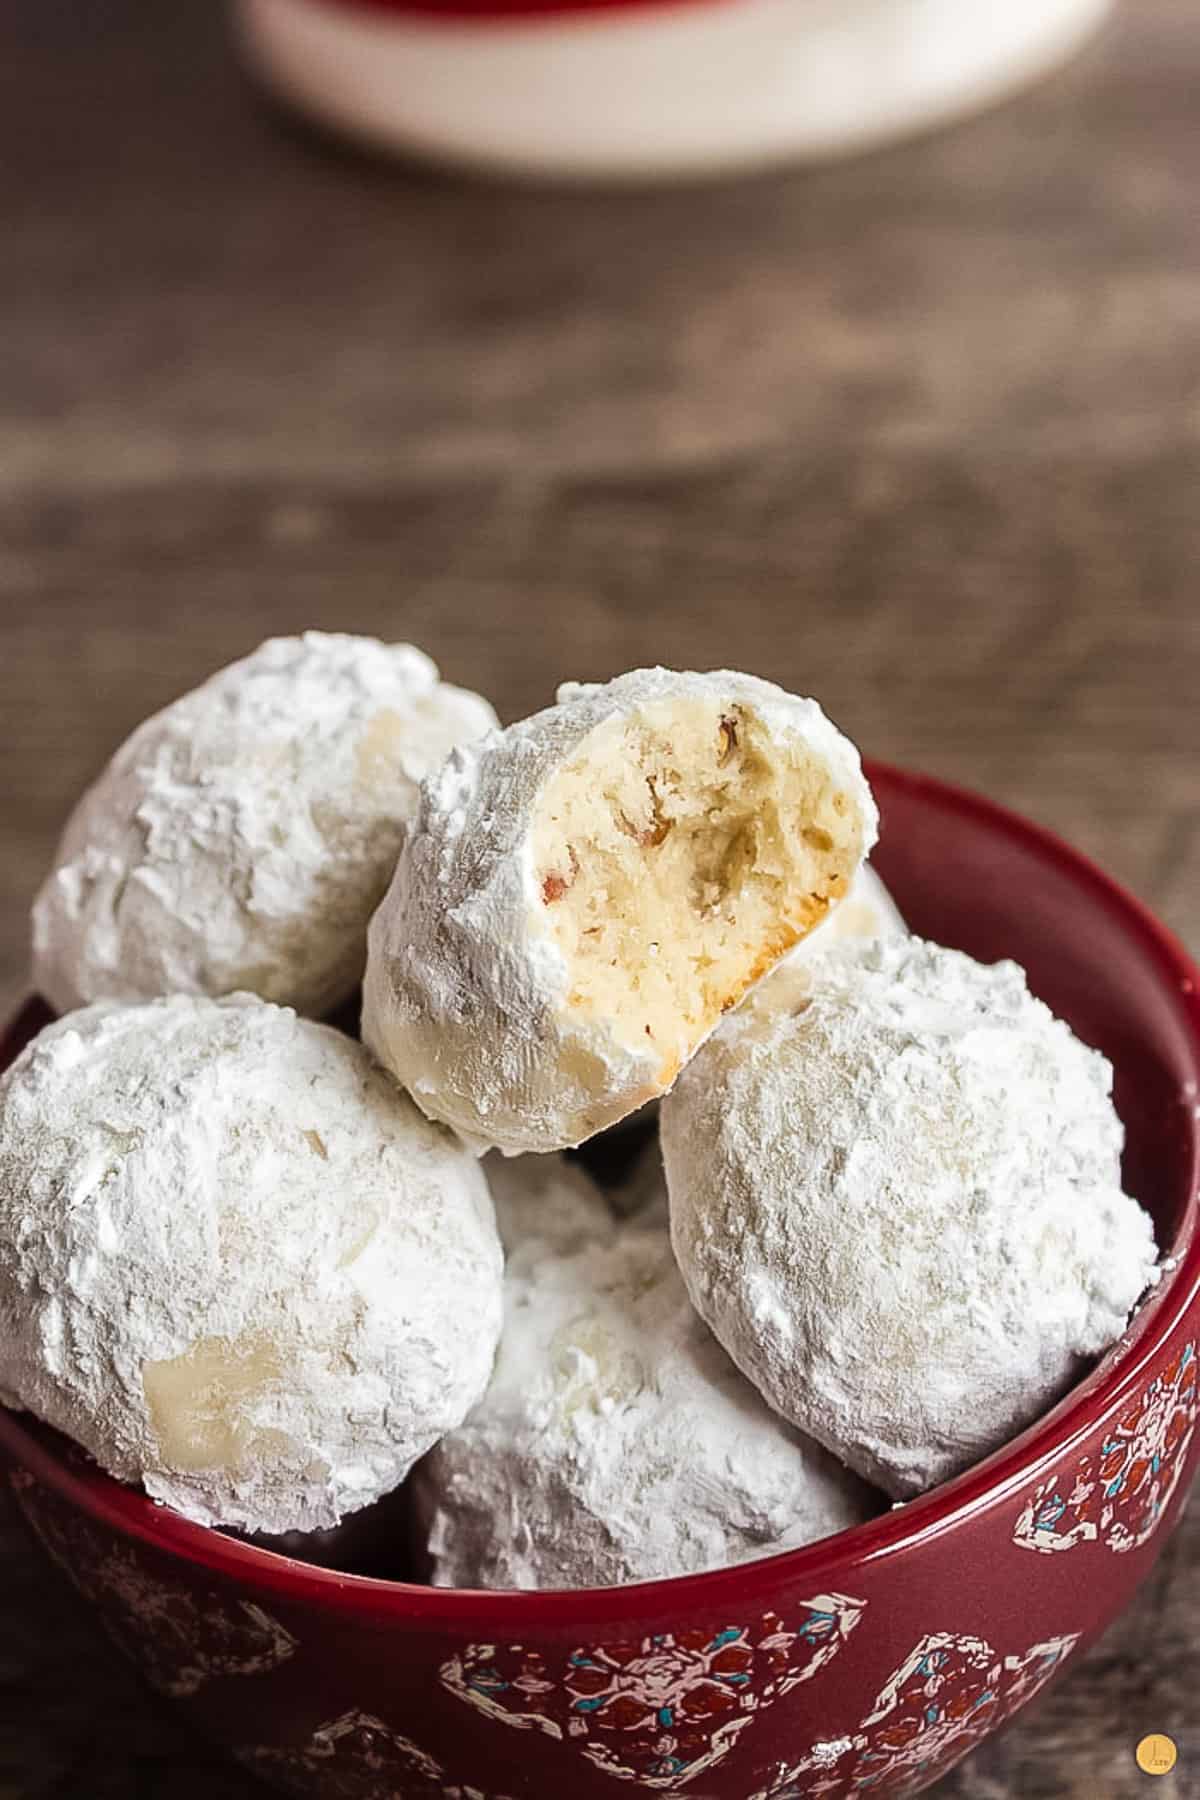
xmin=2 ymin=762 xmax=1198 ymax=1800
xmin=238 ymin=0 xmax=1113 ymax=182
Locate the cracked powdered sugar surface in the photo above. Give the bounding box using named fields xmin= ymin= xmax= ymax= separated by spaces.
xmin=413 ymin=1160 xmax=879 ymax=1588
xmin=32 ymin=631 xmax=497 ymax=1016
xmin=0 ymin=993 xmax=503 ymax=1534
xmin=663 ymin=935 xmax=1161 ymax=1498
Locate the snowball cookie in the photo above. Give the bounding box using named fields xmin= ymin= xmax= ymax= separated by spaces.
xmin=32 ymin=632 xmax=497 ymax=1018
xmin=363 ymin=667 xmax=877 ymax=1154
xmin=663 ymin=936 xmax=1160 ymax=1500
xmin=482 ymin=1150 xmax=615 ymax=1255
xmin=413 ymin=1207 xmax=877 ymax=1589
xmin=0 ymin=995 xmax=504 ymax=1535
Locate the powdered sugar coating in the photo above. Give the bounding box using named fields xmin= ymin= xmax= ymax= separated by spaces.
xmin=32 ymin=632 xmax=497 ymax=1017
xmin=363 ymin=667 xmax=876 ymax=1155
xmin=0 ymin=995 xmax=503 ymax=1534
xmin=482 ymin=1151 xmax=615 ymax=1255
xmin=412 ymin=1175 xmax=879 ymax=1589
xmin=663 ymin=936 xmax=1160 ymax=1499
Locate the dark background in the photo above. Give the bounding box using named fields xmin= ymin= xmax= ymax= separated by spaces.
xmin=1 ymin=2 xmax=1197 ymax=1795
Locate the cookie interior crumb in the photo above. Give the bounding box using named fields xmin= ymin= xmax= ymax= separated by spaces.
xmin=530 ymin=695 xmax=856 ymax=1077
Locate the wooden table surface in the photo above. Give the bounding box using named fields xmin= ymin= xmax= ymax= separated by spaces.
xmin=1 ymin=2 xmax=1198 ymax=1795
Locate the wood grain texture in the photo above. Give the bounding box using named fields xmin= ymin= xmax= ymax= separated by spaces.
xmin=1 ymin=0 xmax=1197 ymax=1794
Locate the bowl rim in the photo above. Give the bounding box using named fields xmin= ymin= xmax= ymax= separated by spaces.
xmin=2 ymin=758 xmax=1198 ymax=1626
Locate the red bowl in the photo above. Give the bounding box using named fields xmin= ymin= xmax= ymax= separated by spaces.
xmin=3 ymin=762 xmax=1199 ymax=1800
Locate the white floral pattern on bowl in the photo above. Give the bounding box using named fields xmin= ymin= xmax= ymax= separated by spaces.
xmin=12 ymin=1473 xmax=297 ymax=1698
xmin=441 ymin=1596 xmax=866 ymax=1789
xmin=752 ymin=1629 xmax=1080 ymax=1797
xmin=238 ymin=1708 xmax=516 ymax=1800
xmin=1013 ymin=1341 xmax=1197 ymax=1556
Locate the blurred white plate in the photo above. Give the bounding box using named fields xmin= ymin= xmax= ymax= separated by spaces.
xmin=238 ymin=0 xmax=1112 ymax=181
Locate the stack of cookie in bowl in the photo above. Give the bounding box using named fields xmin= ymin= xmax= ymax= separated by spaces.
xmin=0 ymin=632 xmax=1161 ymax=1595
